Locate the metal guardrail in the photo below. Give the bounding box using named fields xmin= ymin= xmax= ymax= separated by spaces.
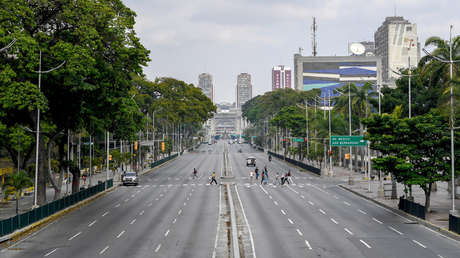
xmin=398 ymin=197 xmax=425 ymax=219
xmin=0 ymin=179 xmax=113 ymax=237
xmin=267 ymin=151 xmax=321 ymax=175
xmin=150 ymin=154 xmax=178 ymax=168
xmin=449 ymin=213 xmax=460 ymax=234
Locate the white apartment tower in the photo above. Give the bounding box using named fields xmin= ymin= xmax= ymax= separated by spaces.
xmin=374 ymin=16 xmax=420 ymax=86
xmin=236 ymin=73 xmax=252 ymax=108
xmin=198 ymin=73 xmax=214 ymax=103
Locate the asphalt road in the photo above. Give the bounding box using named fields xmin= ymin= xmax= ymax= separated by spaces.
xmin=1 ymin=141 xmax=460 ymax=258
xmin=228 ymin=143 xmax=460 ymax=258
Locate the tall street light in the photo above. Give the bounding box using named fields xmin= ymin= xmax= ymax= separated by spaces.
xmin=392 ymin=56 xmax=418 ymax=118
xmin=423 ymin=25 xmax=460 ymax=214
xmin=33 ymin=51 xmax=65 ymax=208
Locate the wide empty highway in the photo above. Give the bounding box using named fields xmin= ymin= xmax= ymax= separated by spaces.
xmin=1 ymin=141 xmax=459 ymax=258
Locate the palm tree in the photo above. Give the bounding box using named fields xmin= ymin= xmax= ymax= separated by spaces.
xmin=2 ymin=170 xmax=33 ymax=215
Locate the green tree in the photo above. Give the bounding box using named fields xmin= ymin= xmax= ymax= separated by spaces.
xmin=2 ymin=170 xmax=33 ymax=215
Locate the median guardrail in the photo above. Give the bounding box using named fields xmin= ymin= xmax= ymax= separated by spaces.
xmin=150 ymin=153 xmax=178 ymax=168
xmin=0 ymin=179 xmax=113 ymax=238
xmin=398 ymin=197 xmax=425 ymax=219
xmin=267 ymin=151 xmax=321 ymax=176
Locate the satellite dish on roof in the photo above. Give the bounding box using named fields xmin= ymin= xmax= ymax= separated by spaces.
xmin=349 ymin=43 xmax=365 ymax=55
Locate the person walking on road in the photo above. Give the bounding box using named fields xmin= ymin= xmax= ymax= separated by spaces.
xmin=249 ymin=170 xmax=254 ymax=184
xmin=210 ymin=171 xmax=218 ymax=185
xmin=255 ymin=167 xmax=259 ymax=180
xmin=193 ymin=168 xmax=198 ymax=179
xmin=274 ymin=172 xmax=280 ymax=185
xmin=287 ymin=170 xmax=292 ymax=184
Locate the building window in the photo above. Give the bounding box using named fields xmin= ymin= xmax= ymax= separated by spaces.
xmin=406 ymin=26 xmax=412 ymax=32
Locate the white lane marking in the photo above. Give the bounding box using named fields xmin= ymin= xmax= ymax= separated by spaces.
xmin=130 ymin=219 xmax=136 ymax=225
xmin=115 ymin=204 xmax=120 ymax=208
xmin=148 ymin=203 xmax=152 ymax=207
xmin=334 ymin=195 xmax=339 ymax=199
xmin=288 ymin=218 xmax=294 ymax=224
xmin=311 ymin=184 xmax=329 ymax=194
xmin=164 ymin=229 xmax=170 ymax=237
xmin=437 ymin=255 xmax=445 ymax=258
xmin=330 ymin=218 xmax=338 ymax=224
xmin=360 ymin=239 xmax=372 ymax=248
xmin=296 ymin=229 xmax=303 ymax=236
xmin=99 ymin=246 xmax=109 ymax=254
xmin=258 ymin=184 xmax=269 ymax=195
xmin=183 ymin=202 xmax=187 ymax=206
xmin=154 ymin=244 xmax=161 ymax=252
xmin=287 ymin=185 xmax=299 ymax=194
xmin=305 ymin=240 xmax=312 ymax=250
xmin=274 ymin=201 xmax=279 ymax=206
xmin=68 ymin=232 xmax=81 ymax=241
xmin=183 ymin=184 xmax=188 ymax=186
xmin=388 ymin=226 xmax=403 ymax=235
xmin=269 ymin=195 xmax=273 ymax=199
xmin=173 ymin=218 xmax=177 ymax=224
xmin=131 ymin=194 xmax=135 ymax=198
xmin=343 ymin=201 xmax=351 ymax=206
xmin=178 ymin=209 xmax=182 ymax=215
xmin=44 ymin=248 xmax=57 ymax=256
xmin=308 ymin=201 xmax=314 ymax=206
xmin=102 ymin=211 xmax=109 ymax=217
xmin=88 ymin=220 xmax=97 ymax=227
xmin=372 ymin=218 xmax=383 ymax=224
xmin=236 ymin=180 xmax=257 ymax=258
xmin=124 ymin=199 xmax=129 ymax=202
xmin=358 ymin=209 xmax=367 ymax=214
xmin=412 ymin=240 xmax=427 ymax=248
xmin=300 ymin=195 xmax=305 ymax=199
xmin=281 ymin=209 xmax=287 ymax=215
xmin=344 ymin=228 xmax=354 ymax=235
xmin=319 ymin=209 xmax=326 ymax=215
xmin=116 ymin=230 xmax=125 ymax=238
xmin=139 ymin=210 xmax=145 ymax=216
xmin=212 ymin=185 xmax=223 ymax=258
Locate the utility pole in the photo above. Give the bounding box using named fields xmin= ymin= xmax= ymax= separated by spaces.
xmin=32 ymin=51 xmax=65 ymax=208
xmin=328 ymin=90 xmax=333 ymax=176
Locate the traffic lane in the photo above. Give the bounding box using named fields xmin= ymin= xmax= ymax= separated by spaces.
xmin=327 ymin=186 xmax=460 ymax=258
xmin=99 ymin=185 xmax=193 ymax=258
xmin=256 ymin=154 xmax=460 ymax=258
xmin=263 ymin=184 xmax=365 ymax=258
xmin=237 ymin=185 xmax=306 ymax=258
xmin=231 ymin=155 xmax=307 ymax=258
xmin=276 ymin=184 xmax=437 ymax=258
xmin=2 ymin=152 xmax=208 ymax=257
xmin=0 ymin=183 xmax=150 ymax=257
xmin=158 ymin=185 xmax=219 ymax=258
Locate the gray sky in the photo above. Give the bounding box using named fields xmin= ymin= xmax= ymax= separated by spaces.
xmin=124 ymin=0 xmax=460 ymax=103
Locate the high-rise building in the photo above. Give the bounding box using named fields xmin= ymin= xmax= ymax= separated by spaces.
xmin=236 ymin=73 xmax=252 ymax=108
xmin=272 ymin=65 xmax=292 ymax=90
xmin=198 ymin=73 xmax=214 ymax=103
xmin=374 ymin=16 xmax=420 ymax=86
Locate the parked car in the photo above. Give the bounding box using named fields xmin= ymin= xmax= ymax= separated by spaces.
xmin=122 ymin=171 xmax=139 ymax=186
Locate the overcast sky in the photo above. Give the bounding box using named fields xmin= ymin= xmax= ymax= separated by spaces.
xmin=124 ymin=0 xmax=460 ymax=103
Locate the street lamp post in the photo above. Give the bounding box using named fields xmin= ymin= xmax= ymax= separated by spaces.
xmin=32 ymin=51 xmax=65 ymax=208
xmin=328 ymin=90 xmax=333 ymax=176
xmin=392 ymin=56 xmax=418 ymax=118
xmin=423 ymin=25 xmax=460 ymax=214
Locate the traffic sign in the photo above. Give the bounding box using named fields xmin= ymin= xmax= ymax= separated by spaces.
xmin=330 ymin=135 xmax=366 ymax=146
xmin=293 ymin=137 xmax=304 ymax=142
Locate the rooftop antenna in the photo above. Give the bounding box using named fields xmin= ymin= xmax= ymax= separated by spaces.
xmin=298 ymin=47 xmax=304 ymax=55
xmin=311 ymin=17 xmax=318 ymax=56
xmin=394 ymin=4 xmax=397 ymax=16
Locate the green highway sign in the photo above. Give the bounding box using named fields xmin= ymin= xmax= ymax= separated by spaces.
xmin=293 ymin=137 xmax=305 ymax=142
xmin=330 ymin=135 xmax=367 ymax=146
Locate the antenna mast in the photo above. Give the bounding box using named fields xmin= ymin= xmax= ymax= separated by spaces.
xmin=311 ymin=17 xmax=318 ymax=56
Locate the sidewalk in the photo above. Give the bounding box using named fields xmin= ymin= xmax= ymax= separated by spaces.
xmin=0 ymin=171 xmax=113 ymax=220
xmin=330 ymin=165 xmax=460 ymax=232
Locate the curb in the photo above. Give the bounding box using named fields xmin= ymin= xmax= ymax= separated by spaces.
xmin=338 ymin=184 xmax=460 ymax=242
xmin=0 ymin=185 xmax=117 ymax=244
